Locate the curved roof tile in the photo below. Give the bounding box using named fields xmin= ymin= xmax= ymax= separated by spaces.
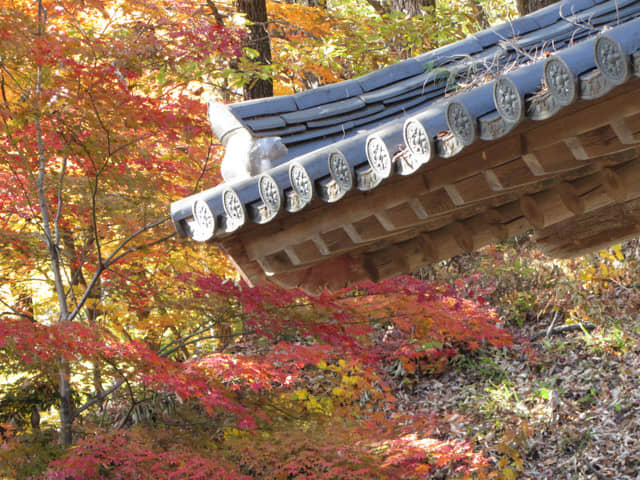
xmin=171 ymin=0 xmax=640 ymax=292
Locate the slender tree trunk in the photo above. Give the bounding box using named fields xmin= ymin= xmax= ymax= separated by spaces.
xmin=34 ymin=0 xmax=74 ymax=448
xmin=366 ymin=0 xmax=434 ymax=15
xmin=237 ymin=0 xmax=273 ymax=99
xmin=390 ymin=0 xmax=434 ymax=16
xmin=286 ymin=0 xmax=326 ymax=6
xmin=31 ymin=405 xmax=41 ymax=432
xmin=516 ymin=0 xmax=558 ymax=16
xmin=469 ymin=0 xmax=490 ymax=29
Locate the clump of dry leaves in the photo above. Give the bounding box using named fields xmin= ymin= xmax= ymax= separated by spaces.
xmin=401 ymin=235 xmax=640 ymax=479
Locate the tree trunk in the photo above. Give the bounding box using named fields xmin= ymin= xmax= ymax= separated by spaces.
xmin=59 ymin=362 xmax=73 ymax=446
xmin=286 ymin=0 xmax=326 ymax=6
xmin=516 ymin=0 xmax=558 ymax=16
xmin=30 ymin=405 xmax=41 ymax=432
xmin=390 ymin=0 xmax=434 ymax=16
xmin=366 ymin=0 xmax=434 ymax=16
xmin=237 ymin=0 xmax=273 ymax=99
xmin=469 ymin=0 xmax=490 ymax=29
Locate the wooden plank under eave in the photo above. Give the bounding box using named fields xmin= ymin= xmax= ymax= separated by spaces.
xmin=609 ymin=117 xmax=638 ymax=145
xmin=523 ymin=79 xmax=640 ymax=152
xmin=242 ymin=174 xmax=429 ymax=261
xmin=605 ymin=157 xmax=640 ymax=200
xmin=287 ymin=240 xmax=326 ymax=265
xmin=573 ymin=124 xmax=634 ymax=159
xmin=465 ymin=210 xmax=509 ymax=247
xmin=257 ymin=251 xmax=295 ymax=276
xmin=489 ymin=158 xmax=539 ymax=189
xmin=349 ymin=216 xmax=391 ymax=243
xmin=451 ymin=173 xmax=496 ymax=204
xmin=363 ymin=245 xmax=410 ymax=283
xmin=522 ymin=142 xmax=584 ymax=174
xmin=362 ymin=232 xmax=440 ymax=283
xmin=235 ymin=153 xmax=636 ymax=283
xmin=317 ymin=227 xmax=356 ymax=255
xmin=555 ymin=181 xmax=584 ymax=215
xmin=385 ymin=202 xmax=426 ymax=230
xmin=520 ymin=191 xmax=575 ymax=230
xmin=619 ymin=111 xmax=640 ymax=142
xmin=518 ymin=161 xmax=640 ymax=232
xmin=277 ymin=253 xmax=370 ymax=294
xmin=422 ymin=135 xmax=523 ymax=192
xmin=536 ymin=198 xmax=640 ymax=258
xmin=416 ymin=189 xmax=457 ymax=216
xmin=217 ymin=240 xmax=266 ymax=288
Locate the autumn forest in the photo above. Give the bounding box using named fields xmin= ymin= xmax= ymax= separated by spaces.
xmin=1 ymin=0 xmax=639 ymax=479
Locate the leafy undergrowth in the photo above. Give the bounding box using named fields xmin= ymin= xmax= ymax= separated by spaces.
xmin=1 ymin=274 xmax=510 ymax=479
xmin=409 ymin=234 xmax=640 ymax=479
xmin=3 ymin=235 xmax=640 ymax=479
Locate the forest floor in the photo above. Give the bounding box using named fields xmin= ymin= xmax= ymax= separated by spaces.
xmin=3 ymin=236 xmax=639 ymax=480
xmin=399 ymin=238 xmax=640 ymax=479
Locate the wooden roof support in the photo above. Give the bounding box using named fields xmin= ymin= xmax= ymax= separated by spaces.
xmin=170 ymin=2 xmax=640 ymax=292
xmin=537 ymin=197 xmax=640 ymax=257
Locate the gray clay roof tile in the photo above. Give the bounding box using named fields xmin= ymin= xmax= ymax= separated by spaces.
xmin=280 ymin=97 xmax=366 ymax=125
xmin=357 ymin=59 xmax=427 ymax=92
xmin=170 ymin=0 xmax=640 ymax=246
xmin=230 ymin=95 xmax=297 ymax=119
xmin=244 ymin=116 xmax=287 ymax=131
xmin=294 ymin=79 xmax=364 ymax=110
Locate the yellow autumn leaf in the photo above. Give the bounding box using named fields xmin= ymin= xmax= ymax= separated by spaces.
xmin=294 ymin=389 xmax=308 ymax=400
xmin=501 ymin=467 xmax=516 ymax=480
xmin=332 ymin=387 xmax=346 ymax=397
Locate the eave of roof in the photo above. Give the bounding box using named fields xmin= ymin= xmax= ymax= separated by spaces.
xmin=170 ymin=0 xmax=640 ymax=293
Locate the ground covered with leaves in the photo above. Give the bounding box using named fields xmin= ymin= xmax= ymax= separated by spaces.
xmin=403 ymin=236 xmax=640 ymax=479
xmin=3 ymin=236 xmax=640 ymax=480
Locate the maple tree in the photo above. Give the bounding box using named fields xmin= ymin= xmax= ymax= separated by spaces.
xmin=5 ymin=1 xmax=610 ymax=479
xmin=0 ymin=0 xmax=243 ymax=448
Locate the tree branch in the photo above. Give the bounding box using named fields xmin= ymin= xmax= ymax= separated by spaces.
xmin=74 ymin=379 xmax=125 ymax=416
xmin=364 ymin=0 xmax=391 ymax=15
xmin=66 ymin=216 xmax=172 ymax=323
xmin=206 ymin=0 xmax=226 ymax=26
xmin=262 ymin=20 xmax=323 ymax=41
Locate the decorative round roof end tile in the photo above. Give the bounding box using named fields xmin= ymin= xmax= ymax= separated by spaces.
xmin=595 ymin=36 xmax=629 ymax=85
xmin=446 ymin=101 xmax=476 ymax=146
xmin=222 ymin=189 xmax=246 ymax=232
xmin=191 ymin=199 xmax=216 ymax=242
xmin=544 ymin=57 xmax=577 ymax=105
xmin=365 ymin=135 xmax=393 ymax=178
xmin=403 ymin=119 xmax=432 ymax=164
xmin=258 ymin=174 xmax=282 ymax=214
xmin=289 ymin=163 xmax=313 ymax=204
xmin=328 ymin=150 xmax=353 ymax=192
xmin=493 ymin=77 xmax=523 ymax=124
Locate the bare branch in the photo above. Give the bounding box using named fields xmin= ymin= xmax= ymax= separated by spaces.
xmin=262 ymin=20 xmax=323 ymax=41
xmin=206 ymin=0 xmax=226 ymax=26
xmin=193 ymin=138 xmax=215 ymax=193
xmin=53 ymin=156 xmax=67 ymax=251
xmin=66 ymin=216 xmax=172 ymax=323
xmin=108 ymin=231 xmax=176 ymax=266
xmin=74 ymin=379 xmax=125 ymax=416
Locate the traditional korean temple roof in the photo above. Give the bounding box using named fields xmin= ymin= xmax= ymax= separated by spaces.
xmin=171 ymin=0 xmax=640 ymax=294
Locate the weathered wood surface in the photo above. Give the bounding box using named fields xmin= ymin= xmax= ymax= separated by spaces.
xmin=171 ymin=0 xmax=640 ymax=294
xmin=227 ymin=117 xmax=640 ymax=292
